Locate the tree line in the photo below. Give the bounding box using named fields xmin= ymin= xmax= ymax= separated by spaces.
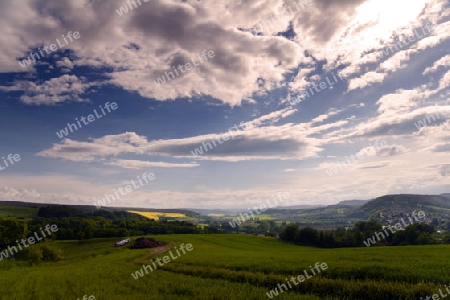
xmin=279 ymin=220 xmax=446 ymax=247
xmin=0 ymin=206 xmax=214 ymax=249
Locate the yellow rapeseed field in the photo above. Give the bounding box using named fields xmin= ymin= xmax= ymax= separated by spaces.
xmin=128 ymin=210 xmax=186 ymax=220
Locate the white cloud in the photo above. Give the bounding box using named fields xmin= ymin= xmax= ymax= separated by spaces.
xmin=348 ymin=72 xmax=387 ymax=91
xmin=0 ymin=0 xmax=310 ymax=106
xmin=0 ymin=75 xmax=95 ymax=105
xmin=423 ymin=54 xmax=450 ymax=74
xmin=56 ymin=57 xmax=74 ymax=70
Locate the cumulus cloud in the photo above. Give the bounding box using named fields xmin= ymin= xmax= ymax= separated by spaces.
xmin=0 ymin=0 xmax=309 ymax=106
xmin=0 ymin=0 xmax=447 ymax=107
xmin=0 ymin=75 xmax=95 ymax=105
xmin=348 ymin=72 xmax=388 ymax=91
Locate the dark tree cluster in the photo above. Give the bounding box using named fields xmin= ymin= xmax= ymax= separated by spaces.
xmin=29 ymin=216 xmax=203 ymax=241
xmin=279 ymin=221 xmax=438 ymax=248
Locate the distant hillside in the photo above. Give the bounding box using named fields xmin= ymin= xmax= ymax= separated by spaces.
xmin=0 ymin=201 xmax=45 ymax=208
xmin=187 ymin=208 xmax=240 ymax=215
xmin=2 ymin=194 xmax=450 ymax=226
xmin=276 ymin=194 xmax=450 ymax=226
xmin=0 ymin=201 xmax=201 ymax=219
xmin=0 ymin=201 xmax=99 ymax=213
xmin=276 ymin=205 xmax=325 ymax=209
xmin=348 ymin=194 xmax=450 ymax=219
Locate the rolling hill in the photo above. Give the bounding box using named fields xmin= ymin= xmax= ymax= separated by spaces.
xmin=1 ymin=193 xmax=450 ymax=227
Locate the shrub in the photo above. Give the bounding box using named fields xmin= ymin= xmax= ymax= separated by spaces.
xmin=27 ymin=247 xmax=43 ymax=263
xmin=26 ymin=244 xmax=63 ymax=263
xmin=40 ymin=244 xmax=64 ymax=261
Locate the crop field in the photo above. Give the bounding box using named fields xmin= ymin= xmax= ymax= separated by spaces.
xmin=127 ymin=210 xmax=186 ymax=220
xmin=207 ymin=214 xmax=225 ymax=217
xmin=0 ymin=234 xmax=449 ymax=299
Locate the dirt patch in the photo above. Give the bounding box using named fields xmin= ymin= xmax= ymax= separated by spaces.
xmin=150 ymin=244 xmax=175 ymax=255
xmin=128 ymin=241 xmax=181 ymax=265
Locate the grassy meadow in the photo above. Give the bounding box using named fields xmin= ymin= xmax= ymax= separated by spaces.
xmin=0 ymin=234 xmax=449 ymax=299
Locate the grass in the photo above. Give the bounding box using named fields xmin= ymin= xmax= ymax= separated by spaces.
xmin=0 ymin=234 xmax=449 ymax=299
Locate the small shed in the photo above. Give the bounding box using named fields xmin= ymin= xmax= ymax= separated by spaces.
xmin=115 ymin=238 xmax=130 ymax=247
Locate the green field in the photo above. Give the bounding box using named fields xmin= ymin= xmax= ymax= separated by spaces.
xmin=0 ymin=234 xmax=449 ymax=299
xmin=255 ymin=214 xmax=275 ymax=220
xmin=0 ymin=204 xmax=38 ymax=218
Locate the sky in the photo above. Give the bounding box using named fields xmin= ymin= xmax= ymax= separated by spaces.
xmin=0 ymin=0 xmax=449 ymax=209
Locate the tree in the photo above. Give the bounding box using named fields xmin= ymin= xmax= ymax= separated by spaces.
xmin=298 ymin=227 xmax=318 ymax=245
xmin=279 ymin=225 xmax=298 ymax=242
xmin=392 ymin=230 xmax=407 ymax=246
xmin=353 ymin=231 xmax=364 ymax=247
xmin=76 ymin=231 xmax=85 ymax=243
xmin=0 ymin=217 xmax=28 ymax=247
xmin=432 ymin=218 xmax=439 ymax=227
xmin=354 ymin=220 xmax=382 ymax=233
xmin=257 ymin=222 xmax=269 ymax=233
xmin=417 ymin=233 xmax=433 ymax=245
xmin=443 ymin=234 xmax=450 ymax=244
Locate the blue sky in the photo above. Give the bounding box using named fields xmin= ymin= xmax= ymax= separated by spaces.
xmin=0 ymin=0 xmax=449 ymax=209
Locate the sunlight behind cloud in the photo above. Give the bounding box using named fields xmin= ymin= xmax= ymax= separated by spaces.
xmin=350 ymin=0 xmax=433 ymax=49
